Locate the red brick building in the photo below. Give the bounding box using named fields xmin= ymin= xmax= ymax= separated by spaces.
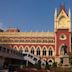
xmin=0 ymin=6 xmax=71 ymax=65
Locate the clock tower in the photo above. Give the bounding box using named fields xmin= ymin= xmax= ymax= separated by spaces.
xmin=54 ymin=5 xmax=71 ymax=32
xmin=54 ymin=5 xmax=71 ymax=63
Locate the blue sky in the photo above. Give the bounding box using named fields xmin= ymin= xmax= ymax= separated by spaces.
xmin=0 ymin=0 xmax=71 ymax=32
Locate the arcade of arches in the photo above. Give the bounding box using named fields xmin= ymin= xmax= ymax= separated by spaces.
xmin=12 ymin=45 xmax=54 ymax=64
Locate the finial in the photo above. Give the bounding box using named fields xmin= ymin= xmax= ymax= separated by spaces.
xmin=68 ymin=8 xmax=71 ymax=18
xmin=54 ymin=8 xmax=57 ymax=19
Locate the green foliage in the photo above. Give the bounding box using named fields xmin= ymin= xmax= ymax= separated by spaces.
xmin=45 ymin=61 xmax=50 ymax=69
xmin=52 ymin=61 xmax=57 ymax=68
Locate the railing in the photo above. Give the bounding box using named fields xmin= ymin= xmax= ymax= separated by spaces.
xmin=0 ymin=46 xmax=24 ymax=60
xmin=0 ymin=46 xmax=46 ymax=67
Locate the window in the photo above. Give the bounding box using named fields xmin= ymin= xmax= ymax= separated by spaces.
xmin=37 ymin=47 xmax=40 ymax=56
xmin=60 ymin=34 xmax=66 ymax=40
xmin=25 ymin=47 xmax=28 ymax=52
xmin=31 ymin=47 xmax=34 ymax=54
xmin=48 ymin=48 xmax=53 ymax=56
xmin=48 ymin=60 xmax=52 ymax=65
xmin=43 ymin=48 xmax=46 ymax=56
xmin=0 ymin=46 xmax=2 ymax=51
xmin=19 ymin=47 xmax=23 ymax=53
xmin=60 ymin=44 xmax=67 ymax=55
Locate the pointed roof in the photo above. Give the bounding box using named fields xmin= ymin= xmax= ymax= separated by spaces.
xmin=60 ymin=4 xmax=66 ymax=12
xmin=57 ymin=4 xmax=67 ymax=16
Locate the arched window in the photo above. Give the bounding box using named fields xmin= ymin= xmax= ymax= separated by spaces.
xmin=31 ymin=47 xmax=34 ymax=54
xmin=48 ymin=60 xmax=52 ymax=65
xmin=19 ymin=47 xmax=23 ymax=53
xmin=25 ymin=47 xmax=28 ymax=52
xmin=43 ymin=48 xmax=46 ymax=56
xmin=48 ymin=48 xmax=53 ymax=56
xmin=49 ymin=60 xmax=52 ymax=62
xmin=13 ymin=46 xmax=18 ymax=51
xmin=19 ymin=46 xmax=23 ymax=52
xmin=37 ymin=47 xmax=40 ymax=56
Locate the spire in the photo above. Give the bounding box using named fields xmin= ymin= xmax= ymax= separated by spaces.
xmin=54 ymin=8 xmax=57 ymax=19
xmin=58 ymin=4 xmax=66 ymax=16
xmin=68 ymin=8 xmax=71 ymax=19
xmin=54 ymin=8 xmax=57 ymax=32
xmin=60 ymin=4 xmax=66 ymax=12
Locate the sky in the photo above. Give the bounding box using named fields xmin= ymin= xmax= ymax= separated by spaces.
xmin=0 ymin=0 xmax=72 ymax=32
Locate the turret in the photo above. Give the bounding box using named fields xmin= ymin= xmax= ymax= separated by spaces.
xmin=68 ymin=8 xmax=71 ymax=19
xmin=54 ymin=8 xmax=57 ymax=32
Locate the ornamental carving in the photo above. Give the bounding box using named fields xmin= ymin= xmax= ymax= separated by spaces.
xmin=0 ymin=37 xmax=55 ymax=44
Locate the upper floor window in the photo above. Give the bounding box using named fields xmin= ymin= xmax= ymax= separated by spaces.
xmin=37 ymin=47 xmax=40 ymax=56
xmin=48 ymin=48 xmax=53 ymax=56
xmin=31 ymin=47 xmax=34 ymax=54
xmin=43 ymin=48 xmax=46 ymax=56
xmin=25 ymin=47 xmax=28 ymax=52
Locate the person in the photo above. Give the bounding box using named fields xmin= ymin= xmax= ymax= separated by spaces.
xmin=64 ymin=44 xmax=67 ymax=55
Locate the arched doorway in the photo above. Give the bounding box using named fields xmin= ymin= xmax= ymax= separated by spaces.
xmin=60 ymin=44 xmax=67 ymax=56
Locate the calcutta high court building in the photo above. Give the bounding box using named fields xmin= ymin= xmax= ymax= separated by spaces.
xmin=0 ymin=5 xmax=71 ymax=65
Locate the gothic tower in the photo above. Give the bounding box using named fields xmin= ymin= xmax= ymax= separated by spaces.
xmin=54 ymin=5 xmax=71 ymax=63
